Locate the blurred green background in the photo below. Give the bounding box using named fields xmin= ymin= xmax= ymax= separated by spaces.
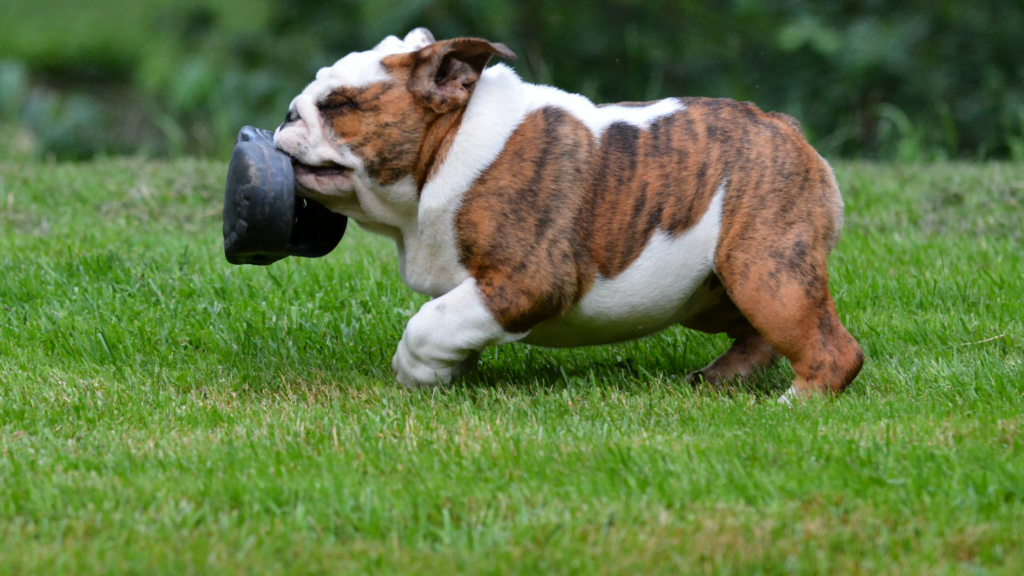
xmin=1 ymin=0 xmax=1022 ymax=162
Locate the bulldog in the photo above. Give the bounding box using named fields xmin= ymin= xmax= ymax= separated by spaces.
xmin=274 ymin=28 xmax=864 ymax=400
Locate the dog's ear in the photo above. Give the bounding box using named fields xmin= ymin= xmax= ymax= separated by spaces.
xmin=408 ymin=38 xmax=517 ymax=114
xmin=403 ymin=27 xmax=436 ymax=49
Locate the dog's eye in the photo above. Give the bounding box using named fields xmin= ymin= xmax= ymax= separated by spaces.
xmin=321 ymin=99 xmax=358 ymax=113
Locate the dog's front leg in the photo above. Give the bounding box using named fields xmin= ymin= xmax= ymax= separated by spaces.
xmin=392 ymin=278 xmax=525 ymax=388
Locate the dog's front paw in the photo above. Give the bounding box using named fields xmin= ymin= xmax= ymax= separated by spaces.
xmin=389 ymin=278 xmax=522 ymax=390
xmin=391 ymin=336 xmax=454 ymax=389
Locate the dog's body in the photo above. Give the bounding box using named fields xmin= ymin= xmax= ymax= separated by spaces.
xmin=274 ymin=29 xmax=863 ymax=399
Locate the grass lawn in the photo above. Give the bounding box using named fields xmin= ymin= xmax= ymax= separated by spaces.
xmin=1 ymin=158 xmax=1023 ymax=574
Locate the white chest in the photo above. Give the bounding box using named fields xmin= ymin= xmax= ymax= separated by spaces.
xmin=397 ymin=215 xmax=469 ymax=298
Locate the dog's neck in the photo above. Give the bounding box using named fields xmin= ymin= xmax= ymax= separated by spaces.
xmin=389 ymin=65 xmax=532 ymax=296
xmin=414 ymin=108 xmax=465 ymax=192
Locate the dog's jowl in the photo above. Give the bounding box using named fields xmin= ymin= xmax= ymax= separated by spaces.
xmin=273 ymin=28 xmax=864 ymax=399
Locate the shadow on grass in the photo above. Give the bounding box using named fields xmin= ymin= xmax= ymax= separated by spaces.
xmin=31 ymin=309 xmax=795 ymax=403
xmin=446 ymin=340 xmax=794 ymax=401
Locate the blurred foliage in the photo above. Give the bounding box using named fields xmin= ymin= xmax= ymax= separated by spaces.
xmin=0 ymin=0 xmax=1023 ymax=161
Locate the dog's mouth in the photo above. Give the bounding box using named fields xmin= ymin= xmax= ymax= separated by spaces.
xmin=292 ymin=161 xmax=355 ymax=197
xmin=294 ymin=162 xmax=351 ymax=178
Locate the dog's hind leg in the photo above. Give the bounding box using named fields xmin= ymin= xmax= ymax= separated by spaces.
xmin=714 ymin=226 xmax=863 ymax=399
xmin=707 ymin=145 xmax=863 ymax=399
xmin=681 ymin=280 xmax=779 ymax=387
xmin=685 ymin=326 xmax=780 ymax=386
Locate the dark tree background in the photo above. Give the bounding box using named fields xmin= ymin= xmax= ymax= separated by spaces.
xmin=1 ymin=0 xmax=1022 ymax=161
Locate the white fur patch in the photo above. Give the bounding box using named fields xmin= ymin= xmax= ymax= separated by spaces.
xmin=402 ymin=27 xmax=435 ymax=50
xmin=524 ymin=82 xmax=684 ymax=136
xmin=305 ymin=38 xmax=410 ymax=100
xmin=523 ymin=182 xmax=727 ymax=347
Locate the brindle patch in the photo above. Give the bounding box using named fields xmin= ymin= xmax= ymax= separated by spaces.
xmin=322 ymin=80 xmax=425 ymax=185
xmin=456 ymin=107 xmax=597 ymax=333
xmin=589 ymin=101 xmax=723 ymax=277
xmin=378 ymin=52 xmax=471 ymax=191
xmin=457 ymin=97 xmax=827 ymax=332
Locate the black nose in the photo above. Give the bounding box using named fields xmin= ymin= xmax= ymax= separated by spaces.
xmin=284 ymin=108 xmax=299 ymax=125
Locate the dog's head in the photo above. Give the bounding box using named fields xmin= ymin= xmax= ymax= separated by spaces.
xmin=274 ymin=28 xmax=515 ymax=217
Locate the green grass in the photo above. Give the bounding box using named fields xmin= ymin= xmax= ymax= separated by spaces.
xmin=1 ymin=158 xmax=1023 ymax=574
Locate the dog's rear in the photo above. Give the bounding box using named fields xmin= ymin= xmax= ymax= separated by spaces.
xmin=693 ymin=101 xmax=862 ymax=397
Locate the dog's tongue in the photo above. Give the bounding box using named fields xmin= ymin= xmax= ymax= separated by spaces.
xmin=222 ymin=126 xmax=347 ymax=266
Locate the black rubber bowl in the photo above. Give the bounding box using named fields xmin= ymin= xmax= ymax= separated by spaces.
xmin=222 ymin=126 xmax=348 ymax=265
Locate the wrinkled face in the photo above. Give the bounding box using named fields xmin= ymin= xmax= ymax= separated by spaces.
xmin=274 ymin=29 xmax=516 ymax=217
xmin=274 ymin=28 xmax=436 ymax=208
